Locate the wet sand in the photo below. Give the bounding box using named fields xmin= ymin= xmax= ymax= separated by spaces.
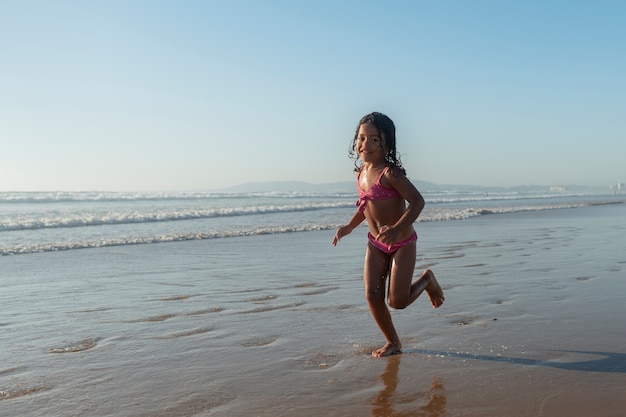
xmin=203 ymin=204 xmax=626 ymax=417
xmin=1 ymin=203 xmax=625 ymax=416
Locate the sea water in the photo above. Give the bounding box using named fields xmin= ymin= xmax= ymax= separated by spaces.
xmin=1 ymin=188 xmax=621 ymax=255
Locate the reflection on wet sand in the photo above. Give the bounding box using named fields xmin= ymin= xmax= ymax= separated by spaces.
xmin=403 ymin=348 xmax=626 ymax=373
xmin=370 ymin=355 xmax=447 ymax=417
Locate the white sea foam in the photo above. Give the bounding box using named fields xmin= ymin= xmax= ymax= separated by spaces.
xmin=0 ymin=202 xmax=353 ymax=232
xmin=0 ymin=225 xmax=335 ymax=255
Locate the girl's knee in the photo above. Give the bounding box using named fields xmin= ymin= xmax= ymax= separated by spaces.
xmin=387 ymin=296 xmax=409 ymax=310
xmin=365 ymin=285 xmax=385 ymax=304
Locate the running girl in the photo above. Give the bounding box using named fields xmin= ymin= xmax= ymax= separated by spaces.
xmin=332 ymin=112 xmax=444 ymax=357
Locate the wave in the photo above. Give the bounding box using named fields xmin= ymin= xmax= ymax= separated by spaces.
xmin=6 ymin=195 xmax=619 ymax=232
xmin=0 ymin=224 xmax=337 ymax=255
xmin=426 ymin=192 xmax=594 ymax=204
xmin=0 ymin=202 xmax=354 ymax=232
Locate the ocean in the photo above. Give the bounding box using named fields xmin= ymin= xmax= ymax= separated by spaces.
xmin=2 ymin=187 xmax=625 ymax=416
xmin=1 ymin=187 xmax=621 ymax=256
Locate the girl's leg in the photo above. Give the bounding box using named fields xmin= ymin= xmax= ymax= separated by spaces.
xmin=388 ymin=243 xmax=444 ymax=309
xmin=363 ymin=244 xmax=401 ymax=357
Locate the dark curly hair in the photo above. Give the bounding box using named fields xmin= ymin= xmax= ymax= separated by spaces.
xmin=349 ymin=112 xmax=405 ymax=174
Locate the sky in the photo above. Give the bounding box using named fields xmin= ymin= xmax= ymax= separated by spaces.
xmin=1 ymin=0 xmax=625 ymax=191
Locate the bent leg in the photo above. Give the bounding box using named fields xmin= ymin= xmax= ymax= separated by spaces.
xmin=388 ymin=244 xmax=444 ymax=309
xmin=363 ymin=244 xmax=401 ymax=357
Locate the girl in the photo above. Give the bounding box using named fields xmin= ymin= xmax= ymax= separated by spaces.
xmin=332 ymin=112 xmax=444 ymax=357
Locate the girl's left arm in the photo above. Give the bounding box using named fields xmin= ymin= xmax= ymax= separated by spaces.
xmin=388 ymin=171 xmax=425 ymax=230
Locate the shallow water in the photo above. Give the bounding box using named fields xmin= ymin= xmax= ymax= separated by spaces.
xmin=1 ymin=203 xmax=626 ymax=416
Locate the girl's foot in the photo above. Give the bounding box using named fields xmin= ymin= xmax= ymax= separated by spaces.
xmin=372 ymin=341 xmax=402 ymax=358
xmin=424 ymin=270 xmax=445 ymax=308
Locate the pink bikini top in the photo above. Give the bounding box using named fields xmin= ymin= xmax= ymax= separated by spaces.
xmin=356 ymin=167 xmax=401 ymax=212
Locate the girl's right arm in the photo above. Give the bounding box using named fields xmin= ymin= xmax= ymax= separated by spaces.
xmin=332 ymin=210 xmax=366 ymax=246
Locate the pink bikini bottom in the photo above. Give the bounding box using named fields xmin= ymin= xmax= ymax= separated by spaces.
xmin=368 ymin=231 xmax=418 ymax=254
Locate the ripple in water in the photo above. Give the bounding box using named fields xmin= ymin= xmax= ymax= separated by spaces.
xmin=49 ymin=337 xmax=99 ymax=353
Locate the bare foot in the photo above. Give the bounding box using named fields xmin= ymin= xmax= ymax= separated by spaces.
xmin=424 ymin=270 xmax=444 ymax=308
xmin=372 ymin=341 xmax=402 ymax=358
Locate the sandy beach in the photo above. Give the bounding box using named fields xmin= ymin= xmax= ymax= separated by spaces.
xmin=2 ymin=202 xmax=625 ymax=416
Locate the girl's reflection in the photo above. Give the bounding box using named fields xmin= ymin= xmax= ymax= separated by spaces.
xmin=370 ymin=355 xmax=447 ymax=417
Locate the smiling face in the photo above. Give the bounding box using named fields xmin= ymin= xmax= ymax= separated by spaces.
xmin=356 ymin=122 xmax=385 ymax=164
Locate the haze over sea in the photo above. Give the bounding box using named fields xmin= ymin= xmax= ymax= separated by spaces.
xmin=2 ymin=183 xmax=626 ymax=416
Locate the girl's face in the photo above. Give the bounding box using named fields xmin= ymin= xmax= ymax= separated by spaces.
xmin=356 ymin=123 xmax=385 ymax=163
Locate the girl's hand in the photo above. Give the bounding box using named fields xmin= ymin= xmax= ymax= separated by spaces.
xmin=376 ymin=225 xmax=402 ymax=247
xmin=332 ymin=225 xmax=352 ymax=246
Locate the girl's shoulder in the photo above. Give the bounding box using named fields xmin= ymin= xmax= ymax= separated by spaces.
xmin=383 ymin=164 xmax=407 ymax=179
xmin=379 ymin=164 xmax=407 ymax=189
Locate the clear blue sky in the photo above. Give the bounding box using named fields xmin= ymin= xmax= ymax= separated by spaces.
xmin=2 ymin=0 xmax=625 ymax=191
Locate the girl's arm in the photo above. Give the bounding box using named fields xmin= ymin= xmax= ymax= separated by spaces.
xmin=377 ymin=170 xmax=425 ymax=243
xmin=332 ymin=209 xmax=366 ymax=246
xmin=391 ymin=176 xmax=425 ymax=230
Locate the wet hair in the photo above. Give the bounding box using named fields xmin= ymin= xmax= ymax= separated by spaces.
xmin=349 ymin=112 xmax=405 ymax=174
